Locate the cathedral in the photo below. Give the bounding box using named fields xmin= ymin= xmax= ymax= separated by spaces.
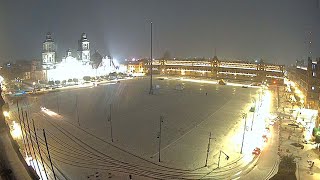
xmin=42 ymin=32 xmax=92 ymax=69
xmin=41 ymin=32 xmax=125 ymax=82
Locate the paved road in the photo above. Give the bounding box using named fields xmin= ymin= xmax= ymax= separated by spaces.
xmin=240 ymin=121 xmax=280 ymax=180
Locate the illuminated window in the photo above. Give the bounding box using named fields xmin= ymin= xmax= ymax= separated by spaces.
xmin=313 ymin=72 xmax=316 ymax=77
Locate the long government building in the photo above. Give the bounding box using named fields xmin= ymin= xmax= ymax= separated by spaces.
xmin=127 ymin=56 xmax=284 ymax=85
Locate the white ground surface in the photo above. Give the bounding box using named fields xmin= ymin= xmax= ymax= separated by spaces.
xmin=12 ymin=77 xmax=262 ymax=179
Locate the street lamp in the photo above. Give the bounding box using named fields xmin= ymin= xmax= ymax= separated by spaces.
xmin=32 ymin=81 xmax=36 ymax=93
xmin=240 ymin=113 xmax=247 ymax=154
xmin=157 ymin=115 xmax=164 ymax=162
xmin=205 ymin=132 xmax=215 ymax=167
xmin=251 ymin=99 xmax=256 ymax=131
xmin=217 ymin=150 xmax=229 ymax=168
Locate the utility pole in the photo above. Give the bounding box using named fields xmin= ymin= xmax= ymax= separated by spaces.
xmin=25 ymin=112 xmax=42 ymax=179
xmin=158 ymin=115 xmax=164 ymax=162
xmin=75 ymin=94 xmax=80 ymax=126
xmin=43 ymin=129 xmax=57 ymax=180
xmin=32 ymin=119 xmax=48 ymax=180
xmin=205 ymin=132 xmax=212 ymax=167
xmin=149 ymin=21 xmax=153 ymax=95
xmin=109 ymin=104 xmax=114 ymax=142
xmin=240 ymin=113 xmax=247 ymax=154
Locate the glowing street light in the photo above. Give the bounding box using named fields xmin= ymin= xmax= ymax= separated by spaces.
xmin=10 ymin=121 xmax=22 ymax=139
xmin=3 ymin=111 xmax=10 ymax=118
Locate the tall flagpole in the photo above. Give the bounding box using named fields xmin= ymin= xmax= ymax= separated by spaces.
xmin=149 ymin=21 xmax=153 ymax=94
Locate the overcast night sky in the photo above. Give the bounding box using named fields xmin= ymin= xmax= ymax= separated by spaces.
xmin=1 ymin=0 xmax=320 ymax=65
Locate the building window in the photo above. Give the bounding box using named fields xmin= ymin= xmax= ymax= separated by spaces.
xmin=313 ymin=72 xmax=316 ymax=77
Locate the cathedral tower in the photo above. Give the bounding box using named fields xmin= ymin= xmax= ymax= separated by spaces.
xmin=42 ymin=32 xmax=56 ymax=68
xmin=77 ymin=33 xmax=90 ymax=64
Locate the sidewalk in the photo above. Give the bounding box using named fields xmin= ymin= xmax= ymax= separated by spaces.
xmin=0 ymin=119 xmax=35 ymax=180
xmin=276 ymin=82 xmax=320 ymax=180
xmin=278 ymin=117 xmax=320 ymax=179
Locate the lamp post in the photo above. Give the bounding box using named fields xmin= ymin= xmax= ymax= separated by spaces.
xmin=56 ymin=92 xmax=60 ymax=114
xmin=251 ymin=98 xmax=256 ymax=131
xmin=157 ymin=115 xmax=164 ymax=162
xmin=108 ymin=104 xmax=114 ymax=142
xmin=240 ymin=113 xmax=247 ymax=154
xmin=217 ymin=150 xmax=229 ymax=168
xmin=205 ymin=132 xmax=214 ymax=167
xmin=75 ymin=94 xmax=80 ymax=126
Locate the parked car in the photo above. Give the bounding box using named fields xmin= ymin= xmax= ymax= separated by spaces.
xmin=252 ymin=147 xmax=261 ymax=155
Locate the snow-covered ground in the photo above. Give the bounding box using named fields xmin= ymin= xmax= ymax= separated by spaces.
xmin=12 ymin=77 xmax=264 ymax=179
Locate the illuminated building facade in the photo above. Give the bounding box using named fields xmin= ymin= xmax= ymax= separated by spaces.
xmin=39 ymin=32 xmax=125 ymax=82
xmin=46 ymin=50 xmax=124 ymax=81
xmin=127 ymin=56 xmax=284 ymax=84
xmin=127 ymin=60 xmax=145 ymax=76
xmin=42 ymin=32 xmax=56 ymax=69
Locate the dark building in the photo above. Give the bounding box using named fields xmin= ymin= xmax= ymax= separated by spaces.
xmin=287 ymin=57 xmax=320 ymax=109
xmin=90 ymin=51 xmax=103 ymax=69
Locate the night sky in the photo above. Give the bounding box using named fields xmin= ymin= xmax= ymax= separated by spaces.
xmin=1 ymin=0 xmax=320 ymax=65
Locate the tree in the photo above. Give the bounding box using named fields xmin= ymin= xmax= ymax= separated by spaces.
xmin=62 ymin=80 xmax=67 ymax=85
xmin=279 ymin=155 xmax=296 ymax=173
xmin=109 ymin=72 xmax=117 ymax=77
xmin=68 ymin=79 xmax=73 ymax=83
xmin=48 ymin=81 xmax=54 ymax=86
xmin=54 ymin=80 xmax=60 ymax=85
xmin=73 ymin=78 xmax=78 ymax=83
xmin=83 ymin=76 xmax=91 ymax=81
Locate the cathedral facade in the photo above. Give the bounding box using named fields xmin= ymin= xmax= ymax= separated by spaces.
xmin=42 ymin=32 xmax=91 ymax=69
xmin=41 ymin=32 xmax=125 ymax=82
xmin=42 ymin=32 xmax=56 ymax=69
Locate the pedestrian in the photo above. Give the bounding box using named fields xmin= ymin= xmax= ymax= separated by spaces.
xmin=129 ymin=174 xmax=132 ymax=180
xmin=205 ymin=92 xmax=208 ymax=96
